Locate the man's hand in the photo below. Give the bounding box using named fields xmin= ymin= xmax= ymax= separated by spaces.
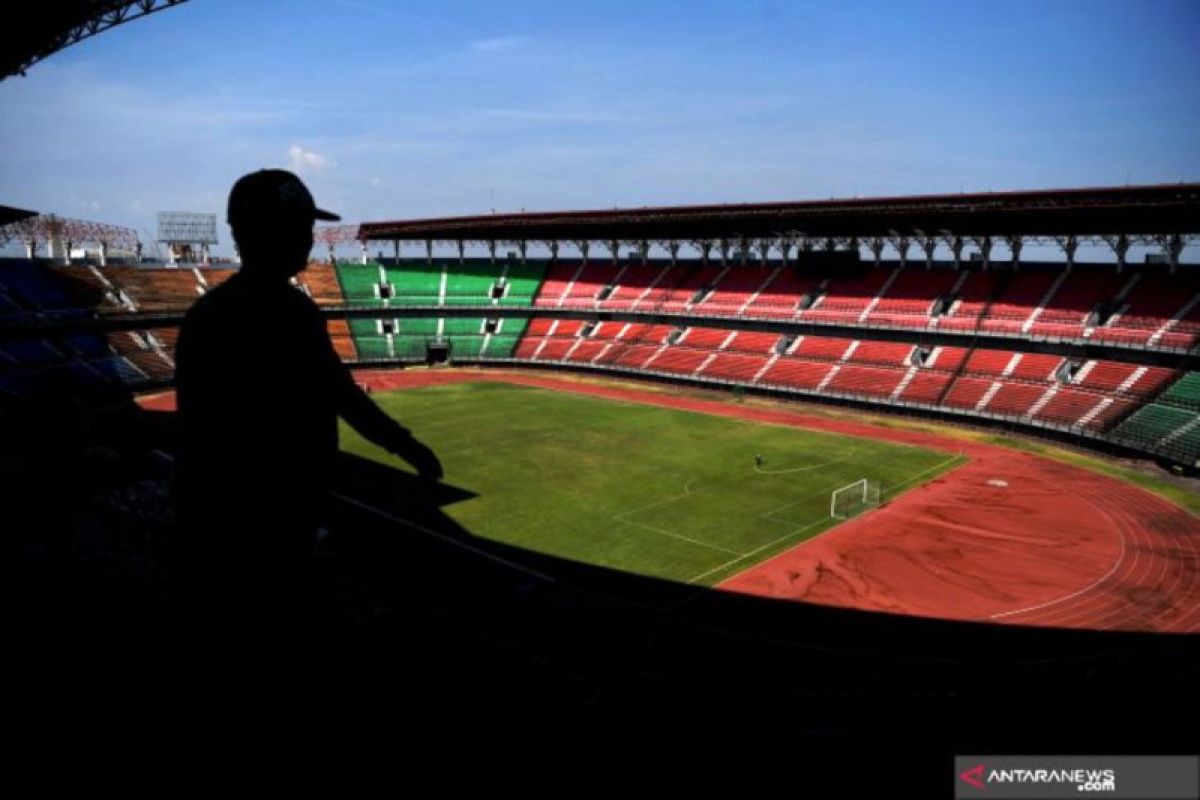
xmin=336 ymin=375 xmax=444 ymax=483
xmin=387 ymin=431 xmax=443 ymax=483
xmin=403 ymin=439 xmax=444 ymax=483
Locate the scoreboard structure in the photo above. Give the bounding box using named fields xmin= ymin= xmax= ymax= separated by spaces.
xmin=157 ymin=212 xmax=217 ymax=265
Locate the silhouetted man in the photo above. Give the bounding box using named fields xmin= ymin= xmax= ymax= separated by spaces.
xmin=172 ymin=169 xmax=442 ymax=632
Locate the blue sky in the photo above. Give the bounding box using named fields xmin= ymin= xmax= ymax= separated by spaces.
xmin=1 ymin=0 xmax=1198 ymax=256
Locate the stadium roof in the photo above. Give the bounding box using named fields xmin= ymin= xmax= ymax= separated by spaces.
xmin=359 ymin=183 xmax=1200 ymax=243
xmin=1 ymin=0 xmax=187 ymax=80
xmin=0 ymin=205 xmax=38 ymax=227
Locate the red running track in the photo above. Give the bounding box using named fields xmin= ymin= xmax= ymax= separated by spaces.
xmin=140 ymin=368 xmax=1200 ymax=633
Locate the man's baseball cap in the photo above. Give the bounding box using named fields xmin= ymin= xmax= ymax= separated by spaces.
xmin=227 ymin=168 xmax=341 ymax=228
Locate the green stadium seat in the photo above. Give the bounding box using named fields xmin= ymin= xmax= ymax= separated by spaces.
xmin=1158 ymin=372 xmax=1200 ymax=411
xmin=342 ymin=258 xmax=544 ymax=360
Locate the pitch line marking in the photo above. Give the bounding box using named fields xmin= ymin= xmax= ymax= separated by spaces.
xmin=988 ymin=485 xmax=1128 ymax=621
xmin=695 ymin=453 xmax=970 ymax=586
xmin=611 ymin=480 xmax=697 ymax=519
xmin=757 ymin=481 xmax=849 ymax=522
xmin=686 ymin=516 xmax=833 ymax=584
xmin=612 ymin=477 xmax=748 ymax=556
xmin=881 ymin=453 xmax=967 ymax=498
xmin=614 ymin=516 xmax=744 ymax=556
xmin=752 ymin=450 xmax=858 ymax=474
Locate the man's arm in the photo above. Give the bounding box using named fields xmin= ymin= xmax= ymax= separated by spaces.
xmin=309 ymin=301 xmax=442 ymax=481
xmin=334 ymin=371 xmax=443 ymax=481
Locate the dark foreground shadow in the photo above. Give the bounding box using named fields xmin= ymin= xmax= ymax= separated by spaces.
xmin=9 ymin=396 xmax=1200 ymax=771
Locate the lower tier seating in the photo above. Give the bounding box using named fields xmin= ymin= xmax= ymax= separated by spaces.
xmin=509 ymin=317 xmax=1193 ymax=463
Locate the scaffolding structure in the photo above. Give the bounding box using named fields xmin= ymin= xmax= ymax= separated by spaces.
xmin=0 ymin=213 xmax=139 ymax=265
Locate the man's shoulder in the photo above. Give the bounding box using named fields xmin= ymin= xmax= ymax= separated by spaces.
xmin=184 ymin=275 xmax=317 ymax=316
xmin=181 ymin=282 xmax=225 ymax=325
xmin=284 ymin=282 xmax=321 ymax=311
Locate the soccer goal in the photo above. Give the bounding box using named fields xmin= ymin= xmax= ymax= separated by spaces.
xmin=830 ymin=479 xmax=881 ymax=519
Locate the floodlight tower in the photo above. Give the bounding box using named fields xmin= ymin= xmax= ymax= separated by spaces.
xmin=157 ymin=211 xmax=217 ymax=266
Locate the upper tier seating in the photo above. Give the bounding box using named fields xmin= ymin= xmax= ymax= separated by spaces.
xmin=1026 ymin=268 xmax=1131 ymax=339
xmin=1090 ymin=271 xmax=1200 ymax=350
xmin=976 ymin=270 xmax=1062 ymax=335
xmin=700 ymin=265 xmax=778 ymax=316
xmin=793 ymin=268 xmax=894 ymax=323
xmin=936 ymin=270 xmax=1005 ymax=332
xmin=864 ymin=267 xmax=961 ymax=325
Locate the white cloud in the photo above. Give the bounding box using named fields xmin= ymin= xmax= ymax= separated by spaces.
xmin=470 ymin=36 xmax=530 ymax=53
xmin=288 ymin=144 xmax=333 ymax=171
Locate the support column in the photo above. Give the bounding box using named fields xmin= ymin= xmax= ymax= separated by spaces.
xmin=577 ymin=240 xmax=590 ymax=265
xmin=917 ymin=233 xmax=936 ymax=269
xmin=868 ymin=237 xmax=885 ymax=267
xmin=24 ymin=238 xmax=36 ymax=259
xmin=1106 ymin=233 xmax=1129 ymax=273
xmin=393 ymin=239 xmax=400 ymax=265
xmin=637 ymin=240 xmax=649 ymax=265
xmin=971 ymin=236 xmax=993 ymax=270
xmin=547 ymin=240 xmax=559 ymax=263
xmin=775 ymin=238 xmax=791 ymax=268
xmin=607 ymin=239 xmax=621 ymax=265
xmin=457 ymin=240 xmax=466 ymax=266
xmin=517 ymin=240 xmax=527 ymax=263
xmin=756 ymin=238 xmax=772 ymax=265
xmin=64 ymin=240 xmax=73 ymax=265
xmin=1057 ymin=235 xmax=1078 ymax=271
xmin=889 ymin=235 xmax=910 ymax=269
xmin=487 ymin=240 xmax=497 ymax=265
xmin=1156 ymin=233 xmax=1184 ymax=275
xmin=717 ymin=238 xmax=730 ymax=267
xmin=426 ymin=239 xmax=434 ymax=266
xmin=739 ymin=236 xmax=749 ymax=267
xmin=666 ymin=240 xmax=680 ymax=267
xmin=360 ymin=241 xmax=369 ymax=265
xmin=1006 ymin=235 xmax=1023 ymax=270
xmin=942 ymin=234 xmax=964 ymax=271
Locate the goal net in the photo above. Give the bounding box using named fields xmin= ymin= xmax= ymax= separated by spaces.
xmin=830 ymin=479 xmax=881 ymax=519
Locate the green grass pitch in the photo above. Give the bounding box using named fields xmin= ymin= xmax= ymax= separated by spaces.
xmin=339 ymin=381 xmax=967 ymax=585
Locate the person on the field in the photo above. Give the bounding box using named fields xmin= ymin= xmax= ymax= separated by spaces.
xmin=172 ymin=168 xmax=442 ymax=631
xmin=755 ymin=453 xmax=764 ymax=468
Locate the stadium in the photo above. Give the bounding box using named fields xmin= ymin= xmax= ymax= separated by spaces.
xmin=6 ymin=0 xmax=1200 ymax=777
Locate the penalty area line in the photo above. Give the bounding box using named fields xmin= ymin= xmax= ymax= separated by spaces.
xmin=614 ymin=516 xmax=744 ymax=556
xmin=611 ymin=477 xmax=743 ymax=556
xmin=686 ymin=515 xmax=831 ymax=585
xmin=691 ymin=453 xmax=970 ymax=587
